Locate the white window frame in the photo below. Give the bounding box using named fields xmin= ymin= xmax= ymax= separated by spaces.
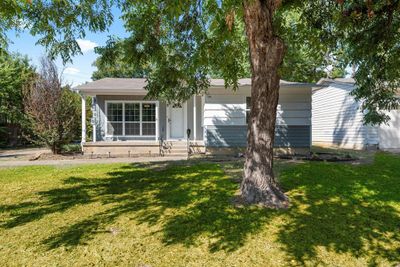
xmin=105 ymin=100 xmax=159 ymax=140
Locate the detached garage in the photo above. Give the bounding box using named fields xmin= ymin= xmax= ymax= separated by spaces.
xmin=312 ymin=78 xmax=400 ymax=150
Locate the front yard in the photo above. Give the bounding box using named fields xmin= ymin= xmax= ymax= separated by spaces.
xmin=0 ymin=153 xmax=399 ymax=266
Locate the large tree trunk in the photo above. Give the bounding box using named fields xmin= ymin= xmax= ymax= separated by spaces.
xmin=240 ymin=0 xmax=289 ymax=208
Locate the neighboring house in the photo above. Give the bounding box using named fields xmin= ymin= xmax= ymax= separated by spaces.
xmin=312 ymin=78 xmax=400 ymax=150
xmin=74 ymin=78 xmax=313 ymax=156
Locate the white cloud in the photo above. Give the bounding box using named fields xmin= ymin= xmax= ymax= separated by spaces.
xmin=64 ymin=67 xmax=80 ymax=75
xmin=76 ymin=39 xmax=98 ymax=53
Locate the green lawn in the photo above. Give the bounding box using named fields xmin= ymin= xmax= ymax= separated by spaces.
xmin=0 ymin=153 xmax=399 ymax=266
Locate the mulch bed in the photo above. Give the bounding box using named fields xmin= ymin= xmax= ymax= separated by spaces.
xmin=278 ymin=152 xmax=358 ymax=162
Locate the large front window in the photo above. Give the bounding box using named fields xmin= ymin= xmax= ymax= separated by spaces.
xmin=106 ymin=102 xmax=157 ymax=136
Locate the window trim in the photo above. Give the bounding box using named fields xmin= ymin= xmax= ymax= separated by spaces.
xmin=105 ymin=100 xmax=159 ymax=139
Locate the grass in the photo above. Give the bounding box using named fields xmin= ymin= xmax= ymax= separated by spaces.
xmin=0 ymin=153 xmax=399 ymax=266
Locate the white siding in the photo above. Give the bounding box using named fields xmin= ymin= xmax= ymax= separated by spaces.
xmin=312 ymin=83 xmax=378 ymax=149
xmin=204 ymin=86 xmax=311 ymax=127
xmin=378 ymin=109 xmax=400 ymax=149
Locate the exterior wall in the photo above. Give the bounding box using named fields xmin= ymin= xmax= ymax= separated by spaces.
xmin=205 ymin=125 xmax=311 ymax=147
xmin=312 ymin=83 xmax=378 ymax=149
xmin=95 ymin=95 xmax=167 ymax=141
xmin=379 ymin=109 xmax=400 ymax=150
xmin=203 ymin=86 xmax=312 ymax=149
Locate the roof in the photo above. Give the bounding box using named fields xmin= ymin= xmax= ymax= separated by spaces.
xmin=315 ymin=78 xmax=400 ymax=96
xmin=313 ymin=77 xmax=356 ymax=92
xmin=317 ymin=77 xmax=355 ymax=86
xmin=74 ymin=78 xmax=148 ymax=93
xmin=74 ymin=78 xmax=316 ymax=95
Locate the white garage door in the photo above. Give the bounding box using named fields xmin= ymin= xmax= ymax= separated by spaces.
xmin=379 ymin=109 xmax=400 ymax=150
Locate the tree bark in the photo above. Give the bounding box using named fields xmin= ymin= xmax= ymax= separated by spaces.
xmin=240 ymin=0 xmax=289 ymax=208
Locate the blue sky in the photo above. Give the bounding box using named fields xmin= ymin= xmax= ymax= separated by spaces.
xmin=7 ymin=7 xmax=128 ymax=87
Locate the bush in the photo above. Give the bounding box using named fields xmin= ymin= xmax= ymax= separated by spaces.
xmin=61 ymin=143 xmax=82 ymax=154
xmin=23 ymin=57 xmax=80 ymax=154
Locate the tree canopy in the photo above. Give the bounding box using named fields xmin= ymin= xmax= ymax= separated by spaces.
xmin=2 ymin=1 xmax=399 ymax=122
xmin=0 ymin=52 xmax=34 ymax=125
xmin=92 ymin=38 xmax=148 ymax=80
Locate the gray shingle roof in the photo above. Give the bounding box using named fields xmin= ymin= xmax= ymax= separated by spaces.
xmin=74 ymin=78 xmax=148 ymax=91
xmin=74 ymin=78 xmax=315 ymax=94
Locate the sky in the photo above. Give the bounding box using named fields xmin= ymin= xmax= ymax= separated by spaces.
xmin=7 ymin=7 xmax=128 ymax=87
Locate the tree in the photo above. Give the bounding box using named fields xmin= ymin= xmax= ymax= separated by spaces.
xmin=2 ymin=0 xmax=400 ymax=208
xmin=92 ymin=38 xmax=147 ymax=80
xmin=0 ymin=52 xmax=35 ymax=146
xmin=23 ymin=57 xmax=80 ymax=154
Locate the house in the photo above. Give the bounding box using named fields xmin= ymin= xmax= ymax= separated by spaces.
xmin=312 ymin=78 xmax=400 ymax=150
xmin=74 ymin=78 xmax=313 ymax=156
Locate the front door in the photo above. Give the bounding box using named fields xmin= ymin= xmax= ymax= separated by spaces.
xmin=169 ymin=105 xmax=184 ymax=139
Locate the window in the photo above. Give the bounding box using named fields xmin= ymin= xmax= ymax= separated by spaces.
xmin=246 ymin=97 xmax=251 ymax=124
xmin=106 ymin=102 xmax=157 ymax=136
xmin=125 ymin=103 xmax=140 ymax=135
xmin=142 ymin=103 xmax=156 ymax=135
xmin=107 ymin=103 xmax=123 ymax=135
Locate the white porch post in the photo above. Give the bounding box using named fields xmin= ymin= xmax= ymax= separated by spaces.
xmin=92 ymin=96 xmax=96 ymax=143
xmin=193 ymin=96 xmax=197 ymax=141
xmin=155 ymin=102 xmax=159 ymax=141
xmin=81 ymin=94 xmax=86 ymax=144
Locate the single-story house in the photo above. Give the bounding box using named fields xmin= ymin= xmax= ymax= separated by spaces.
xmin=312 ymin=78 xmax=400 ymax=150
xmin=74 ymin=78 xmax=313 ymax=156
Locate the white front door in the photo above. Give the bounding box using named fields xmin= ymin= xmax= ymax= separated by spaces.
xmin=169 ymin=105 xmax=185 ymax=139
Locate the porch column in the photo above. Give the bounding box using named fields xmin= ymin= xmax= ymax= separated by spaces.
xmin=193 ymin=96 xmax=197 ymax=140
xmin=155 ymin=102 xmax=159 ymax=141
xmin=92 ymin=96 xmax=96 ymax=143
xmin=81 ymin=94 xmax=86 ymax=144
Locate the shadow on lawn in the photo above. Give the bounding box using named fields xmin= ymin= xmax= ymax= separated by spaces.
xmin=1 ymin=153 xmax=399 ymax=264
xmin=1 ymin=161 xmax=277 ymax=252
xmin=278 ymin=153 xmax=400 ymax=264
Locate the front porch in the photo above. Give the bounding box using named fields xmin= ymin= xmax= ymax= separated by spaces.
xmin=82 ymin=140 xmax=206 ymax=157
xmin=76 ymin=84 xmax=205 ymax=156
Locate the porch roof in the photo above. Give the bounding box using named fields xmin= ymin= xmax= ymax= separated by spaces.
xmin=74 ymin=77 xmax=316 ymax=95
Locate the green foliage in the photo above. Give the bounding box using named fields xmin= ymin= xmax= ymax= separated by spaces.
xmin=61 ymin=143 xmax=82 ymax=154
xmin=298 ymin=1 xmax=400 ymax=124
xmin=0 ymin=0 xmax=114 ymax=62
xmin=277 ymin=9 xmax=345 ymax=83
xmin=0 ymin=53 xmax=34 ymax=124
xmin=92 ymin=38 xmax=148 ymax=80
xmin=116 ymin=1 xmax=249 ymax=103
xmin=0 ymin=52 xmax=35 ymax=145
